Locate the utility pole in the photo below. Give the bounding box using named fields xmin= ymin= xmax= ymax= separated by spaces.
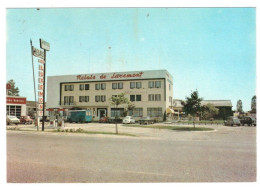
xmin=30 ymin=39 xmax=38 ymax=131
xmin=42 ymin=49 xmax=46 ymax=131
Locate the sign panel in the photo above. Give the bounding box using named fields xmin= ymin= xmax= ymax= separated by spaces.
xmin=38 ymin=104 xmax=43 ymax=110
xmin=7 ymin=97 xmax=26 ymax=104
xmin=39 ymin=97 xmax=43 ymax=103
xmin=39 ymin=71 xmax=44 ymax=77
xmin=38 ymin=84 xmax=44 ymax=90
xmin=39 ymin=65 xmax=44 ymax=71
xmin=38 ymin=59 xmax=45 ymax=64
xmin=38 ymin=78 xmax=44 ymax=84
xmin=38 ymin=91 xmax=44 ymax=97
xmin=38 ymin=111 xmax=43 ymax=117
xmin=40 ymin=39 xmax=50 ymax=51
xmin=32 ymin=47 xmax=44 ymax=59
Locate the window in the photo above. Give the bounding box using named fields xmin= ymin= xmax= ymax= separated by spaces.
xmin=130 ymin=82 xmax=135 ymax=89
xmin=148 ymin=94 xmax=154 ymax=101
xmin=155 ymin=94 xmax=161 ymax=101
xmin=79 ymin=84 xmax=84 ymax=91
xmin=101 ymin=83 xmax=106 ymax=90
xmin=169 ymin=96 xmax=172 ymax=103
xmin=95 ymin=84 xmax=100 ymax=90
xmin=79 ymin=96 xmax=89 ymax=102
xmin=95 ymin=95 xmax=105 ymax=102
xmin=149 ymin=94 xmax=161 ymax=101
xmin=79 ymin=96 xmax=84 ymax=102
xmin=65 ymin=85 xmax=74 ymax=91
xmin=118 ymin=82 xmax=123 ymax=89
xmin=112 ymin=95 xmax=117 ymax=98
xmin=136 ymin=95 xmax=141 ymax=101
xmin=101 ymin=95 xmax=106 ymax=102
xmin=148 ymin=81 xmax=154 ymax=88
xmin=136 ymin=82 xmax=142 ymax=89
xmin=130 ymin=95 xmax=135 ymax=102
xmin=111 ymin=108 xmax=124 ymax=117
xmin=85 ymin=84 xmax=89 ymax=90
xmin=69 ymin=96 xmax=74 ymax=105
xmin=95 ymin=96 xmax=100 ymax=102
xmin=155 ymin=81 xmax=161 ymax=88
xmin=147 ymin=107 xmax=162 ymax=117
xmin=133 ymin=108 xmax=143 ymax=117
xmin=112 ymin=83 xmax=117 ymax=89
xmin=64 ymin=96 xmax=69 ymax=104
xmin=169 ymin=84 xmax=171 ymax=91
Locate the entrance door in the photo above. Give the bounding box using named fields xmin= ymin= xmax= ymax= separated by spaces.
xmin=97 ymin=108 xmax=107 ymax=119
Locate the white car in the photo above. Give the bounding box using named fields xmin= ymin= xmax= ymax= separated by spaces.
xmin=123 ymin=116 xmax=135 ymax=124
xmin=6 ymin=115 xmax=20 ymax=125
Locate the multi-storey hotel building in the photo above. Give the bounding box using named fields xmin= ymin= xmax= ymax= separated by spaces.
xmin=47 ymin=70 xmax=173 ymax=121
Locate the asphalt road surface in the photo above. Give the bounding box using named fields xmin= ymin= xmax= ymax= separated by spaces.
xmin=7 ymin=125 xmax=256 ymax=183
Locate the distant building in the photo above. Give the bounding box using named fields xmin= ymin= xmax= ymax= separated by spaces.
xmin=170 ymin=99 xmax=233 ymax=120
xmin=201 ymin=100 xmax=233 ymax=120
xmin=26 ymin=101 xmax=37 ymax=118
xmin=6 ymin=96 xmax=27 ymax=118
xmin=169 ymin=99 xmax=184 ymax=120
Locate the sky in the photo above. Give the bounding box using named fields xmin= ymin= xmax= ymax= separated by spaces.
xmin=6 ymin=8 xmax=256 ymax=111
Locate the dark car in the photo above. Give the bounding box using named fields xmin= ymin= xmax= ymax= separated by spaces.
xmin=224 ymin=116 xmax=241 ymax=126
xmin=240 ymin=116 xmax=256 ymax=126
xmin=139 ymin=116 xmax=154 ymax=125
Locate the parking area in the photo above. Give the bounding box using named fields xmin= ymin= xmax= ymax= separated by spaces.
xmin=7 ymin=122 xmax=256 ymax=182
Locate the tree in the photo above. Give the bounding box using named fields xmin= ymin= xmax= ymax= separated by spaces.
xmin=251 ymin=95 xmax=256 ymax=113
xmin=236 ymin=99 xmax=243 ymax=113
xmin=7 ymin=79 xmax=19 ymax=96
xmin=126 ymin=102 xmax=135 ymax=116
xmin=109 ymin=93 xmax=130 ymax=134
xmin=201 ymin=103 xmax=219 ymax=120
xmin=181 ymin=90 xmax=203 ymax=128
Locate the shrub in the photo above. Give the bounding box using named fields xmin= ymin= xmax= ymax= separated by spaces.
xmin=70 ymin=129 xmax=74 ymax=132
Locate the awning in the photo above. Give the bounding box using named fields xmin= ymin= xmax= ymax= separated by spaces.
xmin=166 ymin=108 xmax=174 ymax=114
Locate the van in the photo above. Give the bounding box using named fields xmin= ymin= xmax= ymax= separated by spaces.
xmin=67 ymin=110 xmax=92 ymax=123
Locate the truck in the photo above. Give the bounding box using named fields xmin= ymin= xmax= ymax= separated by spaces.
xmin=67 ymin=110 xmax=92 ymax=123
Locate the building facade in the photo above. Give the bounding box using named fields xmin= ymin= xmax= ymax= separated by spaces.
xmin=6 ymin=96 xmax=27 ymax=118
xmin=47 ymin=70 xmax=173 ymax=121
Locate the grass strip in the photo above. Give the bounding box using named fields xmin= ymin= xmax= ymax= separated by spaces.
xmin=123 ymin=124 xmax=214 ymax=131
xmin=6 ymin=127 xmax=137 ymax=137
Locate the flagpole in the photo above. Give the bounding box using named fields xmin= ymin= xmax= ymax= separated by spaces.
xmin=30 ymin=39 xmax=38 ymax=131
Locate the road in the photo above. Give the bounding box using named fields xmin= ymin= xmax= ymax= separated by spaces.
xmin=7 ymin=125 xmax=256 ymax=182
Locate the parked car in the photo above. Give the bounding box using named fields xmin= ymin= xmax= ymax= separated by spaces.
xmin=240 ymin=116 xmax=256 ymax=126
xmin=123 ymin=116 xmax=135 ymax=124
xmin=6 ymin=115 xmax=20 ymax=125
xmin=139 ymin=116 xmax=154 ymax=125
xmin=99 ymin=116 xmax=108 ymax=123
xmin=224 ymin=116 xmax=241 ymax=126
xmin=20 ymin=116 xmax=33 ymax=124
xmin=107 ymin=117 xmax=123 ymax=123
